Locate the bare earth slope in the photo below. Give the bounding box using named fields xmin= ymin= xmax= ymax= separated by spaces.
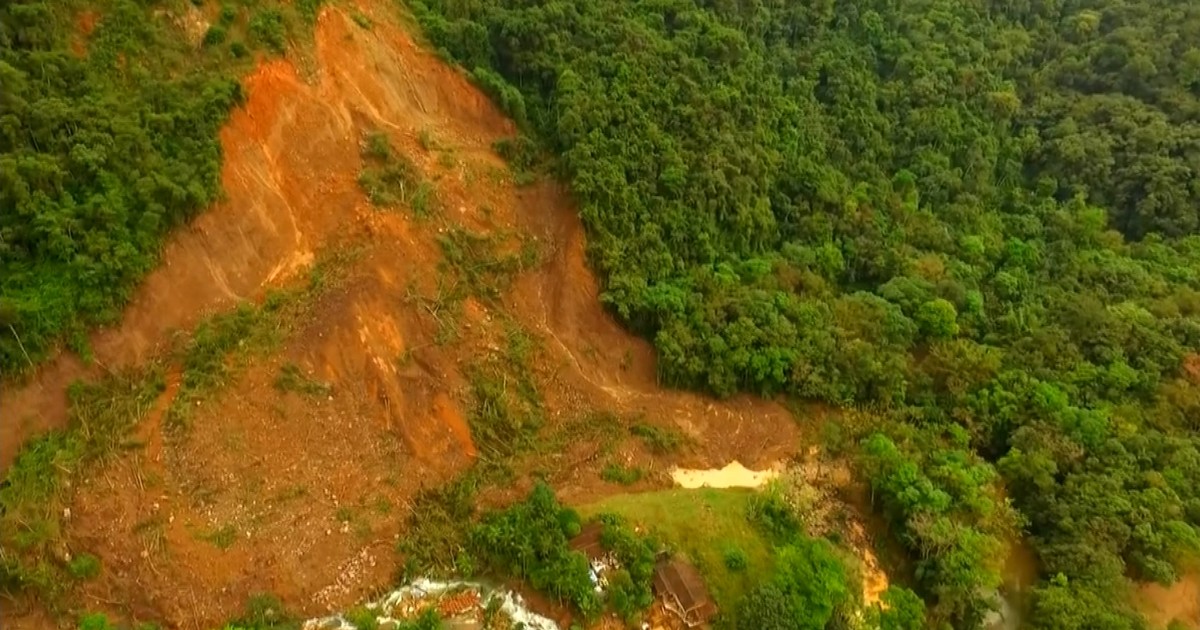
xmin=1 ymin=4 xmax=798 ymax=627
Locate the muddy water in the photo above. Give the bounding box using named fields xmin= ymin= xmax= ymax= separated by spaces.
xmin=669 ymin=461 xmax=781 ymax=489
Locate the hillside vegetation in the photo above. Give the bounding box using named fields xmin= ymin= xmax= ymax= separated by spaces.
xmin=409 ymin=0 xmax=1200 ymax=627
xmin=0 ymin=0 xmax=321 ymax=372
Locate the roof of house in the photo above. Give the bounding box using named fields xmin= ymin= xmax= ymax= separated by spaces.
xmin=653 ymin=557 xmax=716 ymax=624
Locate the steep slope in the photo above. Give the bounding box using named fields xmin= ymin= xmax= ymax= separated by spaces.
xmin=1 ymin=4 xmax=798 ymax=626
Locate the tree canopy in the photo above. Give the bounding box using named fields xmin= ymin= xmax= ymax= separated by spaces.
xmin=0 ymin=0 xmax=312 ymax=373
xmin=410 ymin=0 xmax=1200 ymax=626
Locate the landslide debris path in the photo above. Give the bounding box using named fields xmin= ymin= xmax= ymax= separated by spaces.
xmin=1 ymin=3 xmax=799 ymax=627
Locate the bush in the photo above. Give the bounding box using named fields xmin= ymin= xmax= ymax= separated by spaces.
xmin=735 ymin=540 xmax=851 ymax=630
xmin=248 ymin=9 xmax=286 ymax=53
xmin=203 ymin=25 xmax=228 ymax=47
xmin=79 ymin=614 xmax=116 ymax=630
xmin=470 ymin=67 xmax=526 ymax=124
xmin=748 ymin=483 xmax=803 ymax=544
xmin=470 ymin=484 xmax=601 ymax=618
xmin=597 ymin=515 xmax=657 ymax=617
xmin=723 ymin=546 xmax=748 ymax=572
xmin=68 ymin=553 xmax=101 ymax=580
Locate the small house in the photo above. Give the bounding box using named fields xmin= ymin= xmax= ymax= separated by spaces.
xmin=653 ymin=557 xmax=716 ymax=627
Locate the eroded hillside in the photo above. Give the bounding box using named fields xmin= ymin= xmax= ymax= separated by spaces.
xmin=0 ymin=4 xmax=800 ymax=626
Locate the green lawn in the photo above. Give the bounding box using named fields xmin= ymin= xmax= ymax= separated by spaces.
xmin=579 ymin=488 xmax=775 ymax=612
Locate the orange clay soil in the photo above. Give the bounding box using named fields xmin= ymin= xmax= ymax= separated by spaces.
xmin=1139 ymin=572 xmax=1200 ymax=630
xmin=0 ymin=3 xmax=798 ymax=627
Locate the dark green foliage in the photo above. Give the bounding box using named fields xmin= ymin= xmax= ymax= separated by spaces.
xmin=722 ymin=547 xmax=747 ymax=572
xmin=249 ymin=9 xmax=286 ymax=53
xmin=596 ymin=515 xmax=657 ymax=619
xmin=492 ymin=136 xmax=538 ymax=172
xmin=203 ymin=25 xmax=228 ymax=47
xmin=0 ymin=0 xmax=244 ymax=374
xmin=344 ymin=606 xmax=378 ymax=630
xmin=734 ymin=539 xmax=852 ymax=630
xmin=410 ymin=0 xmax=1200 ymax=626
xmin=470 ymin=68 xmax=525 ymax=124
xmin=398 ymin=473 xmax=480 ymax=576
xmin=295 ymin=0 xmax=325 ymax=25
xmin=492 ymin=135 xmax=539 ymax=183
xmin=470 ymin=483 xmax=601 ymax=618
xmin=747 ymin=484 xmax=803 ymax=545
xmin=861 ymin=429 xmax=1014 ymax=627
xmin=394 ymin=609 xmax=442 ymax=630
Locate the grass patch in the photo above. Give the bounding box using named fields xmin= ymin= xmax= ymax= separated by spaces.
xmin=200 ymin=524 xmax=238 ymax=550
xmin=274 ymin=362 xmax=331 ymax=397
xmin=629 ymin=421 xmax=685 ymax=454
xmin=581 ymin=488 xmax=775 ymax=612
xmin=358 ymin=130 xmax=437 ymax=217
xmin=67 ymin=554 xmax=102 ymax=581
xmin=600 ymin=463 xmax=644 ymax=485
xmin=0 ymin=367 xmax=163 ymax=601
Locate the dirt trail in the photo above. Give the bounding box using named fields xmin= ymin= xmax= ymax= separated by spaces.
xmin=1 ymin=3 xmax=799 ymax=627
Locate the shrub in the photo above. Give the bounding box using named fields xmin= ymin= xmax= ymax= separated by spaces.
xmin=471 ymin=67 xmax=526 ymax=124
xmin=735 ymin=540 xmax=851 ymax=630
xmin=723 ymin=546 xmax=748 ymax=572
xmin=471 ymin=483 xmax=601 ymax=618
xmin=249 ymin=9 xmax=286 ymax=53
xmin=600 ymin=463 xmax=643 ymax=485
xmin=68 ymin=553 xmax=101 ymax=580
xmin=79 ymin=614 xmax=116 ymax=630
xmin=203 ymin=25 xmax=228 ymax=47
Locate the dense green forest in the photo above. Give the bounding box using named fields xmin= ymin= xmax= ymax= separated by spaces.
xmin=409 ymin=0 xmax=1200 ymax=627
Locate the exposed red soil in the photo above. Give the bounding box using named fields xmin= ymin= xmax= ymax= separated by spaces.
xmin=70 ymin=10 xmax=98 ymax=57
xmin=1140 ymin=572 xmax=1200 ymax=630
xmin=0 ymin=3 xmax=798 ymax=627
